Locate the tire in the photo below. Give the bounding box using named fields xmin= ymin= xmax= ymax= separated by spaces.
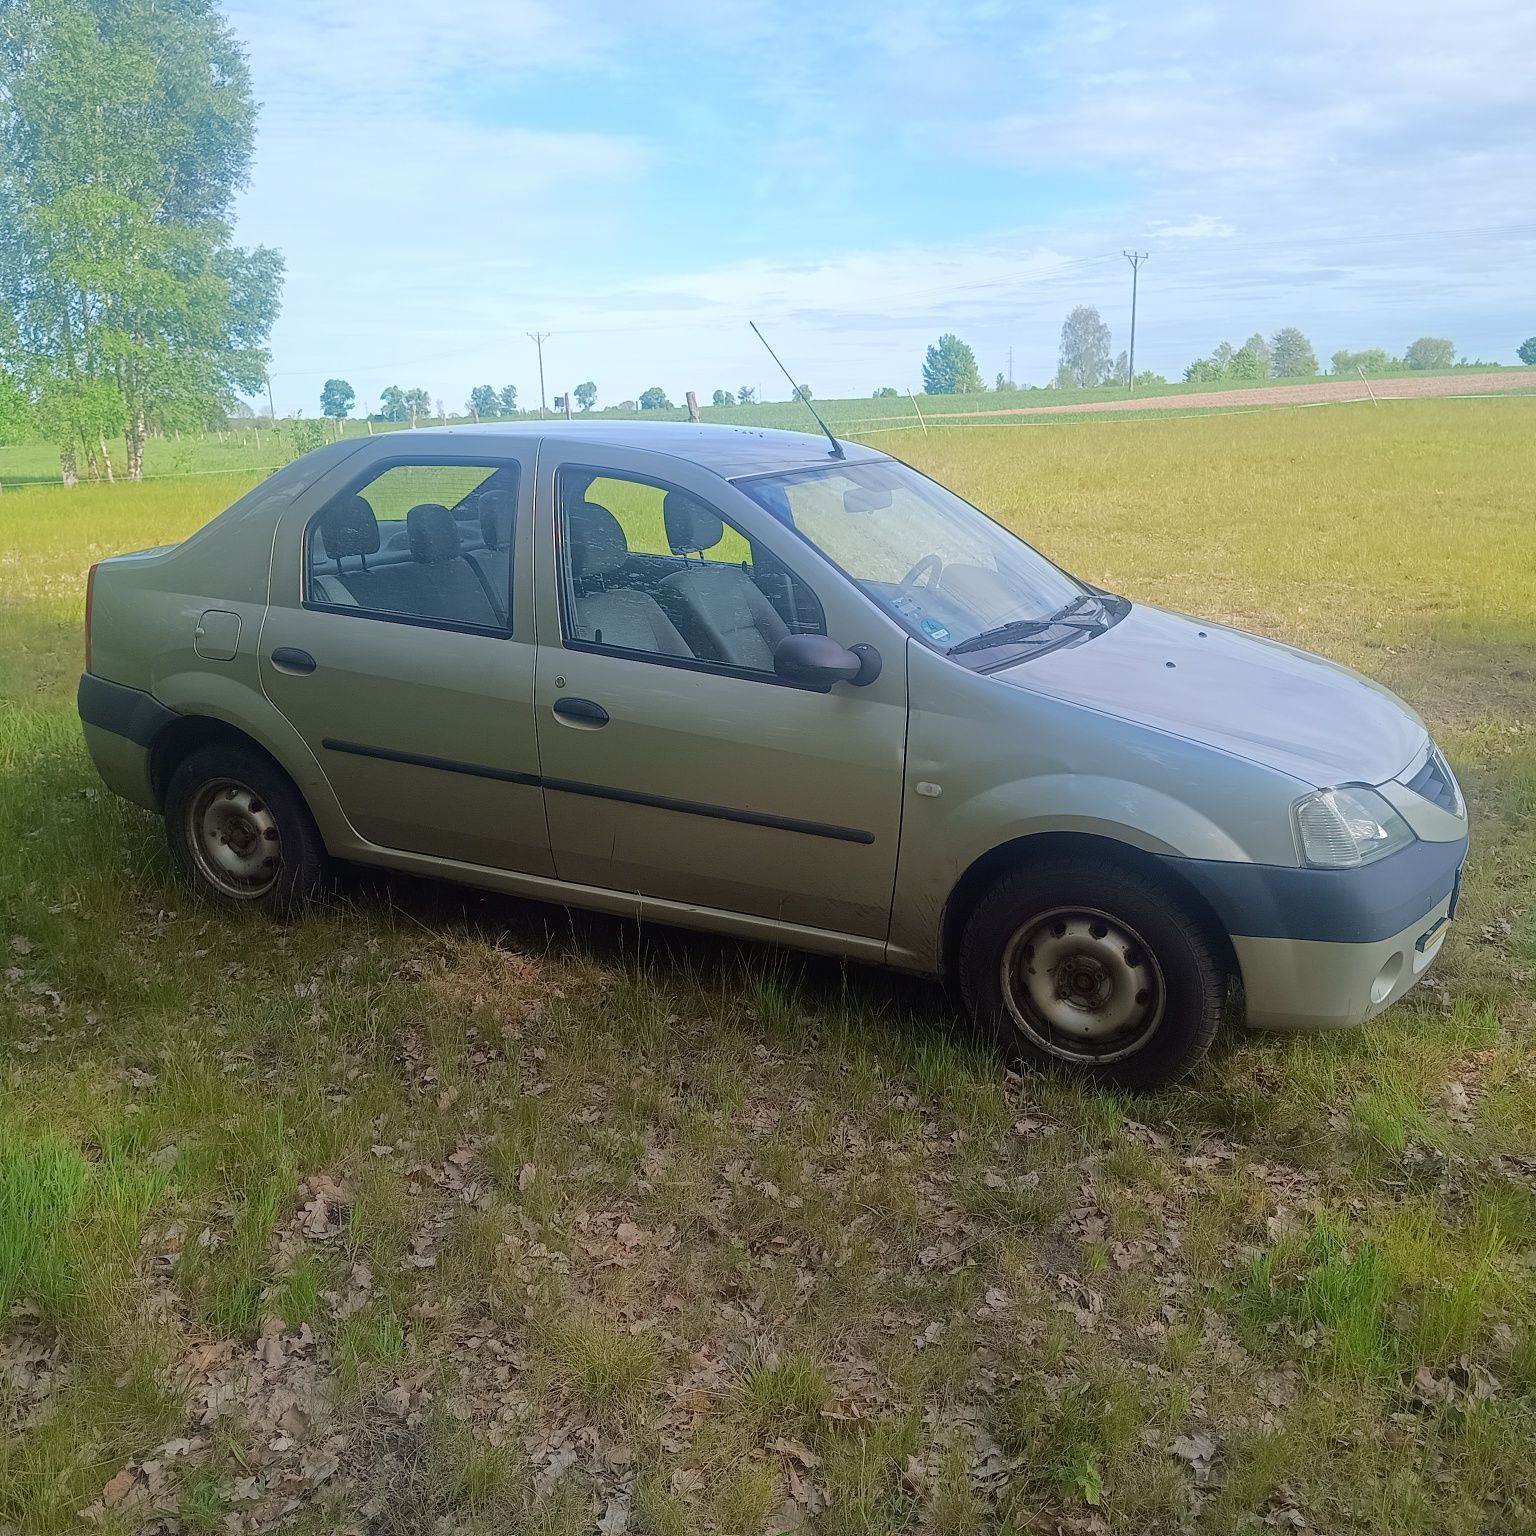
xmin=959 ymin=855 xmax=1224 ymax=1092
xmin=164 ymin=742 xmax=329 ymax=917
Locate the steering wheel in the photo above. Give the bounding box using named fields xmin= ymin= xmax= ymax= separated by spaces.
xmin=898 ymin=553 xmax=944 ymax=590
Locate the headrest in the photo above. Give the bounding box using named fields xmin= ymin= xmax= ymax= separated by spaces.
xmin=479 ymin=490 xmax=514 ymax=551
xmin=319 ymin=495 xmax=380 ymax=561
xmin=663 ymin=491 xmax=724 ymax=556
xmin=567 ymin=501 xmax=628 ymax=579
xmin=407 ymin=502 xmax=461 ymax=565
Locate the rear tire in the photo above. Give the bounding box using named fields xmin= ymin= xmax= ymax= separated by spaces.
xmin=959 ymin=856 xmax=1224 ymax=1091
xmin=164 ymin=742 xmax=328 ymax=917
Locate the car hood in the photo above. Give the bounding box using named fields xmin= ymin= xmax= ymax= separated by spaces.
xmin=998 ymin=603 xmax=1427 ymax=788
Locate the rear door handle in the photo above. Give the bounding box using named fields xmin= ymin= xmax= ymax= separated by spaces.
xmin=271 ymin=647 xmax=317 ymax=675
xmin=552 ymin=696 xmax=609 ymax=726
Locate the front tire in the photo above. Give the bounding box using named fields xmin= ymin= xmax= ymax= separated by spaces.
xmin=959 ymin=856 xmax=1224 ymax=1091
xmin=164 ymin=742 xmax=328 ymax=916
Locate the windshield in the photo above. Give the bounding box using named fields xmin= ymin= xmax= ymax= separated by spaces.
xmin=736 ymin=458 xmax=1089 ymax=655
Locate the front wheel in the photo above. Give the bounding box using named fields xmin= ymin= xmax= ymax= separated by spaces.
xmin=164 ymin=742 xmax=329 ymax=916
xmin=959 ymin=857 xmax=1225 ymax=1091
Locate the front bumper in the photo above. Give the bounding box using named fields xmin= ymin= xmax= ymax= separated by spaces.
xmin=1232 ymin=887 xmax=1455 ymax=1030
xmin=1163 ymin=834 xmax=1467 ymax=1032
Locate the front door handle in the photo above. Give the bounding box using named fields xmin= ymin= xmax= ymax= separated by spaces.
xmin=271 ymin=646 xmax=317 ymax=675
xmin=552 ymin=696 xmax=609 ymax=726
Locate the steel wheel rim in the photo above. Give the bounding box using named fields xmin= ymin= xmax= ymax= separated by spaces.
xmin=1000 ymin=905 xmax=1165 ymax=1064
xmin=185 ymin=778 xmax=282 ymax=899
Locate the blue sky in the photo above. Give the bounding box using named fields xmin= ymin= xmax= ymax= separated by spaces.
xmin=226 ymin=0 xmax=1536 ymax=414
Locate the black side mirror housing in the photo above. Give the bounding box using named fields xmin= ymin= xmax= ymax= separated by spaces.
xmin=774 ymin=633 xmax=882 ymax=688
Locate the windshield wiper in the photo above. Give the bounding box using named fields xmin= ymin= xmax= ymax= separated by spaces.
xmin=946 ymin=593 xmax=1108 ymax=657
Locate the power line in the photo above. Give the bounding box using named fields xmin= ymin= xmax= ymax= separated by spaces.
xmin=526 ymin=331 xmax=550 ymax=416
xmin=1123 ymin=252 xmax=1147 ymax=395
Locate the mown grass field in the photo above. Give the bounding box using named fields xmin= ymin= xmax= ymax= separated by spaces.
xmin=1 ymin=400 xmax=1533 ymax=1535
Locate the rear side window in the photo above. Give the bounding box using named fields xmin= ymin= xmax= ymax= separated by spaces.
xmin=306 ymin=460 xmax=519 ymax=632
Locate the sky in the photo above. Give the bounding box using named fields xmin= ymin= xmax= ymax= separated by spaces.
xmin=225 ymin=0 xmax=1536 ymax=415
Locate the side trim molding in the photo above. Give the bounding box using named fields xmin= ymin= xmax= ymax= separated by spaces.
xmin=320 ymin=737 xmax=874 ymax=845
xmin=321 ymin=738 xmax=541 ymax=788
xmin=541 ymin=775 xmax=875 ymax=845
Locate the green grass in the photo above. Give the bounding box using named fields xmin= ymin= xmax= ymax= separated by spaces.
xmin=1 ymin=398 xmax=1534 ymax=1531
xmin=3 ymin=364 xmax=1531 ymax=486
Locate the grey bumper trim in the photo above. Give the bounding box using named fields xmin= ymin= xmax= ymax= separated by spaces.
xmin=77 ymin=673 xmax=179 ymax=748
xmin=1161 ymin=833 xmax=1468 ymax=945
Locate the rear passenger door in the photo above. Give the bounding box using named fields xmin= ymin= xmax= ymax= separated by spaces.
xmin=260 ymin=450 xmax=552 ymax=876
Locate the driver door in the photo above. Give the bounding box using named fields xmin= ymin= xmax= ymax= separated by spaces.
xmin=531 ymin=447 xmax=909 ymax=940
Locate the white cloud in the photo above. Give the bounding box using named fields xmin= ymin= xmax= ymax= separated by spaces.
xmin=234 ymin=0 xmax=1536 ymax=408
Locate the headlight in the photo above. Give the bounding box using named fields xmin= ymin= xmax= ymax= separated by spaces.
xmin=1294 ymin=786 xmax=1416 ymax=868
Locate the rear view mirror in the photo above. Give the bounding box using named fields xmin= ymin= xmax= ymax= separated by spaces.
xmin=843 ymin=485 xmax=893 ymax=513
xmin=774 ymin=633 xmax=882 ymax=688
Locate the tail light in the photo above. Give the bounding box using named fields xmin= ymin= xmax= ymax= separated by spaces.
xmin=84 ymin=562 xmax=99 ymax=674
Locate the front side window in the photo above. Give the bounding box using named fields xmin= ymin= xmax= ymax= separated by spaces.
xmin=556 ymin=467 xmax=824 ymax=673
xmin=307 ymin=461 xmax=518 ymax=630
xmin=738 ymin=459 xmax=1092 ymax=659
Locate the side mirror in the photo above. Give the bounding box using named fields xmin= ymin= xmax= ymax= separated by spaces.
xmin=774 ymin=633 xmax=882 ymax=688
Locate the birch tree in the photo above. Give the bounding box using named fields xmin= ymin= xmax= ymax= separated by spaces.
xmin=0 ymin=0 xmax=282 ymax=481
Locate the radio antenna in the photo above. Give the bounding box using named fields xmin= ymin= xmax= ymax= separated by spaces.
xmin=749 ymin=322 xmax=844 ymax=459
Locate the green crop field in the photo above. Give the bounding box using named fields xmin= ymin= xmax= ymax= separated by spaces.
xmin=1 ymin=400 xmax=1533 ymax=1534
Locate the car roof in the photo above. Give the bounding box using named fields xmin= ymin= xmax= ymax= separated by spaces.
xmin=396 ymin=420 xmax=888 ymax=479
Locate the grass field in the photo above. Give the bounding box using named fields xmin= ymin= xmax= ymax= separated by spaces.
xmin=3 ymin=366 xmax=1532 ymax=488
xmin=1 ymin=400 xmax=1534 ymax=1534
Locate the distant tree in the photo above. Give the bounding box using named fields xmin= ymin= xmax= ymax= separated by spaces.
xmin=1133 ymin=371 xmax=1168 ymax=389
xmin=1520 ymin=337 xmax=1536 ymax=365
xmin=378 ymin=385 xmax=408 ymax=422
xmin=1109 ymin=350 xmax=1130 ymax=387
xmin=618 ymin=399 xmax=638 ymax=411
xmin=401 ymin=387 xmax=431 ymax=423
xmin=1239 ymin=333 xmax=1272 ymax=376
xmin=922 ymin=333 xmax=983 ymax=394
xmin=638 ymin=386 xmax=672 ymax=410
xmin=798 ymin=385 xmax=813 ymax=400
xmin=737 ymin=386 xmax=756 ymax=404
xmin=1184 ymin=340 xmax=1239 ymax=383
xmin=1404 ymin=337 xmax=1455 ymax=371
xmin=320 ymin=379 xmax=355 ymax=420
xmin=1269 ymin=327 xmax=1318 ymax=377
xmin=497 ymin=384 xmax=518 ymax=415
xmin=1332 ymin=348 xmax=1394 ymax=375
xmin=574 ymin=381 xmax=597 ymax=412
xmin=710 ymin=389 xmax=733 ymax=407
xmin=873 ymin=386 xmax=898 ymax=398
xmin=467 ymin=384 xmax=498 ymax=420
xmin=1230 ymin=341 xmax=1267 ymax=380
xmin=1056 ymin=308 xmax=1113 ymax=389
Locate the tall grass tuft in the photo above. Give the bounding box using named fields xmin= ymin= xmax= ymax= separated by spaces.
xmin=0 ymin=1130 xmax=90 ymax=1319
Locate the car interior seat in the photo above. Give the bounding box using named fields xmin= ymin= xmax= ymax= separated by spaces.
xmin=656 ymin=491 xmax=788 ymax=670
xmin=566 ymin=500 xmax=691 ymax=656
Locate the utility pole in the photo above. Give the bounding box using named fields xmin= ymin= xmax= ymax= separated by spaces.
xmin=527 ymin=332 xmax=550 ymax=416
xmin=265 ymin=371 xmax=276 ymax=421
xmin=1123 ymin=252 xmax=1148 ymax=394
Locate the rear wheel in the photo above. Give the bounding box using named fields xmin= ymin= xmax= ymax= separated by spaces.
xmin=164 ymin=743 xmax=328 ymax=916
xmin=959 ymin=856 xmax=1224 ymax=1091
